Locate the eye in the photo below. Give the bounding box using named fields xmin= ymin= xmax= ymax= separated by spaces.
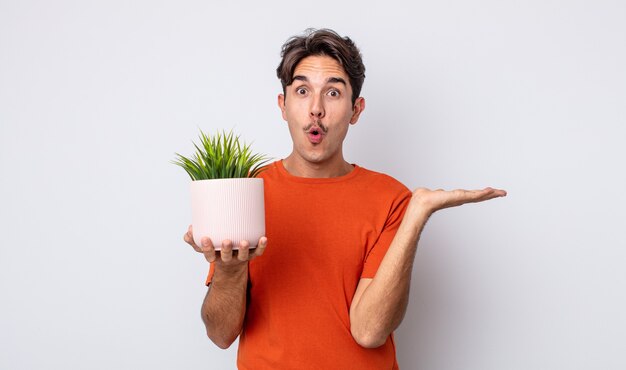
xmin=328 ymin=89 xmax=340 ymax=97
xmin=296 ymin=87 xmax=307 ymax=95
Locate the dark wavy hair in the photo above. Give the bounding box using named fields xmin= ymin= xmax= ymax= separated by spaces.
xmin=276 ymin=28 xmax=366 ymax=104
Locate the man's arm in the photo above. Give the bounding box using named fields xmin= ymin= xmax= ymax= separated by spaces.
xmin=201 ymin=257 xmax=248 ymax=349
xmin=184 ymin=227 xmax=267 ymax=349
xmin=349 ymin=187 xmax=506 ymax=348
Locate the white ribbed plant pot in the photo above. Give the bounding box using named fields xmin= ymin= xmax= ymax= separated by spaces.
xmin=191 ymin=178 xmax=265 ymax=250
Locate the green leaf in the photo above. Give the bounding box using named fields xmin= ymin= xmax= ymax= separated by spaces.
xmin=172 ymin=129 xmax=270 ymax=180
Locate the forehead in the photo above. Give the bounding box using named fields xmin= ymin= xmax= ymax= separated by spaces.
xmin=293 ymin=55 xmax=348 ymax=80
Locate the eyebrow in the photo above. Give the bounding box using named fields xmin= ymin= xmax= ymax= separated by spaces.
xmin=327 ymin=77 xmax=347 ymax=85
xmin=292 ymin=75 xmax=347 ymax=85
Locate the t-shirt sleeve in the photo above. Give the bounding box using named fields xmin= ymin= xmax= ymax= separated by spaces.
xmin=205 ymin=262 xmax=215 ymax=286
xmin=361 ymin=188 xmax=412 ymax=278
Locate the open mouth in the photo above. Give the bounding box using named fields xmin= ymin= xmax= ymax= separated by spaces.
xmin=306 ymin=126 xmax=324 ymax=144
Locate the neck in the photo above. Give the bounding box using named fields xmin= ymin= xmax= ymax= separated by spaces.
xmin=282 ymin=155 xmax=354 ymax=178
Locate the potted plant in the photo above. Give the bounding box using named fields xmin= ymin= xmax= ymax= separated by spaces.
xmin=173 ymin=130 xmax=269 ymax=250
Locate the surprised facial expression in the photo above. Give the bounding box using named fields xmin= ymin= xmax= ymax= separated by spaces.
xmin=278 ymin=55 xmax=365 ymax=168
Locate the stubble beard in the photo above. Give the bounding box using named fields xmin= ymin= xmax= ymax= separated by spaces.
xmin=303 ymin=120 xmax=328 ymax=133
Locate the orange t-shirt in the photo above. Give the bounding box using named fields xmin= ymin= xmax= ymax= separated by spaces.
xmin=207 ymin=160 xmax=411 ymax=369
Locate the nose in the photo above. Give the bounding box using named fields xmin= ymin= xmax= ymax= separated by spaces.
xmin=310 ymin=95 xmax=325 ymax=119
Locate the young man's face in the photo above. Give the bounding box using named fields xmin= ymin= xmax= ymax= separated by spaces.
xmin=278 ymin=55 xmax=364 ymax=170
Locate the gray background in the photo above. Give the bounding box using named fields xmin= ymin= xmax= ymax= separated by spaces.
xmin=1 ymin=0 xmax=625 ymax=369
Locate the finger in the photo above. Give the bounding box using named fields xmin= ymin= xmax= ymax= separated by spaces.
xmin=184 ymin=229 xmax=202 ymax=253
xmin=479 ymin=188 xmax=507 ymax=200
xmin=187 ymin=225 xmax=195 ymax=241
xmin=237 ymin=240 xmax=250 ymax=261
xmin=201 ymin=237 xmax=216 ymax=263
xmin=473 ymin=187 xmax=506 ymax=200
xmin=490 ymin=188 xmax=507 ymax=197
xmin=251 ymin=236 xmax=268 ymax=259
xmin=446 ymin=189 xmax=476 ymax=205
xmin=456 ymin=188 xmax=505 ymax=203
xmin=466 ymin=188 xmax=492 ymax=200
xmin=220 ymin=240 xmax=234 ymax=263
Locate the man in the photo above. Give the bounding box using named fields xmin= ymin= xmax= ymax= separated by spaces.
xmin=184 ymin=29 xmax=506 ymax=369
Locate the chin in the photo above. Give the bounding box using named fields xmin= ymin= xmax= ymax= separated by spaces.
xmin=298 ymin=150 xmax=326 ymax=164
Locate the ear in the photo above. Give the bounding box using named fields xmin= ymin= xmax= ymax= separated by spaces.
xmin=349 ymin=97 xmax=365 ymax=125
xmin=277 ymin=94 xmax=287 ymax=121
